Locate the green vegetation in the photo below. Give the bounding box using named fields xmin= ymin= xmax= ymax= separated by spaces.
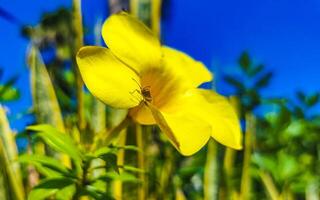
xmin=0 ymin=0 xmax=319 ymax=199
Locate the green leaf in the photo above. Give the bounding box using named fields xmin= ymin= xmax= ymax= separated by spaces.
xmin=0 ymin=105 xmax=24 ymax=200
xmin=55 ymin=184 xmax=76 ymax=200
xmin=223 ymin=75 xmax=244 ymax=90
xmin=306 ymin=93 xmax=319 ymax=107
xmin=18 ymin=154 xmax=72 ymax=176
xmin=296 ymin=91 xmax=306 ymax=104
xmin=0 ymin=86 xmax=20 ymax=102
xmin=97 ymin=171 xmax=139 ymax=183
xmin=238 ymin=51 xmax=251 ymax=72
xmin=255 ymin=72 xmax=273 ymax=88
xmin=93 ymin=146 xmax=114 ymax=157
xmin=122 ymin=165 xmax=145 ymax=173
xmin=248 ymin=64 xmax=264 ymax=77
xmin=252 ymin=153 xmax=277 ymax=176
xmin=83 ymin=185 xmax=114 ymax=200
xmin=99 ymin=153 xmax=119 ymax=173
xmin=27 ymin=124 xmax=82 ymax=163
xmin=116 ymin=145 xmax=142 ymax=152
xmin=28 ymin=178 xmax=75 ymax=200
xmin=28 ymin=46 xmax=65 ymax=131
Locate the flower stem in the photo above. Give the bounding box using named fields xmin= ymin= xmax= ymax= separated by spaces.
xmin=259 ymin=171 xmax=280 ymax=200
xmin=136 ymin=124 xmax=146 ymax=200
xmin=204 ymin=139 xmax=219 ymax=200
xmin=72 ymin=0 xmax=85 ymax=131
xmin=240 ymin=113 xmax=255 ymax=200
xmin=113 ymin=129 xmax=127 ymax=199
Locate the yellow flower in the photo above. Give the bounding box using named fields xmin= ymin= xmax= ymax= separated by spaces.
xmin=76 ymin=12 xmax=242 ymax=155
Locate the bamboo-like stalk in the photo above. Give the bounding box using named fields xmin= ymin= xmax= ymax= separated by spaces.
xmin=136 ymin=125 xmax=146 ymax=200
xmin=112 ymin=129 xmax=127 ymax=200
xmin=259 ymin=171 xmax=280 ymax=200
xmin=204 ymin=139 xmax=219 ymax=200
xmin=159 ymin=147 xmax=174 ymax=199
xmin=72 ymin=0 xmax=85 ymax=131
xmin=221 ymin=97 xmax=240 ymax=199
xmin=130 ymin=0 xmax=162 ymax=36
xmin=240 ymin=113 xmax=255 ymax=200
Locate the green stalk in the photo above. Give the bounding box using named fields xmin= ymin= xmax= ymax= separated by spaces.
xmin=221 ymin=97 xmax=240 ymax=199
xmin=112 ymin=129 xmax=127 ymax=199
xmin=204 ymin=139 xmax=219 ymax=200
xmin=240 ymin=113 xmax=255 ymax=200
xmin=72 ymin=0 xmax=85 ymax=131
xmin=259 ymin=171 xmax=280 ymax=200
xmin=136 ymin=125 xmax=146 ymax=200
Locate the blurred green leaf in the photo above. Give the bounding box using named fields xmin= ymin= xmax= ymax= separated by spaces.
xmin=99 ymin=153 xmax=119 ymax=173
xmin=248 ymin=64 xmax=264 ymax=77
xmin=18 ymin=154 xmax=72 ymax=176
xmin=28 ymin=178 xmax=75 ymax=200
xmin=83 ymin=185 xmax=114 ymax=200
xmin=122 ymin=165 xmax=145 ymax=173
xmin=27 ymin=124 xmax=82 ymax=163
xmin=223 ymin=75 xmax=244 ymax=90
xmin=116 ymin=145 xmax=142 ymax=152
xmin=255 ymin=72 xmax=273 ymax=88
xmin=55 ymin=184 xmax=76 ymax=200
xmin=28 ymin=46 xmax=66 ymax=132
xmin=278 ymin=152 xmax=300 ymax=181
xmin=93 ymin=146 xmax=114 ymax=157
xmin=296 ymin=91 xmax=306 ymax=104
xmin=252 ymin=153 xmax=277 ymax=177
xmin=97 ymin=171 xmax=139 ymax=183
xmin=0 ymin=86 xmax=20 ymax=101
xmin=306 ymin=93 xmax=319 ymax=107
xmin=0 ymin=105 xmax=24 ymax=200
xmin=239 ymin=51 xmax=251 ymax=72
xmin=283 ymin=120 xmax=306 ymax=138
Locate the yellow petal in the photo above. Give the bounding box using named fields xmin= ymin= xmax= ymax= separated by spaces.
xmin=162 ymin=46 xmax=213 ymax=87
xmin=148 ymin=103 xmax=211 ymax=156
xmin=129 ymin=104 xmax=155 ymax=125
xmin=162 ymin=89 xmax=242 ymax=150
xmin=102 ymin=12 xmax=161 ymax=73
xmin=76 ymin=46 xmax=142 ymax=109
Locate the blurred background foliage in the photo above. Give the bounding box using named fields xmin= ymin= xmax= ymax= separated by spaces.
xmin=0 ymin=0 xmax=319 ymax=199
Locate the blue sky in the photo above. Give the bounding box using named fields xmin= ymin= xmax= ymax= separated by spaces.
xmin=1 ymin=0 xmax=320 ymax=130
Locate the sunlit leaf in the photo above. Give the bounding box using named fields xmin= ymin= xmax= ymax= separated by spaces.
xmin=18 ymin=154 xmax=73 ymax=176
xmin=28 ymin=178 xmax=75 ymax=200
xmin=97 ymin=171 xmax=139 ymax=183
xmin=27 ymin=124 xmax=82 ymax=163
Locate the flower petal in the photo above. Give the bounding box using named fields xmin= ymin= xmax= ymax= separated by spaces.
xmin=76 ymin=46 xmax=142 ymax=109
xmin=162 ymin=89 xmax=242 ymax=149
xmin=102 ymin=12 xmax=161 ymax=73
xmin=148 ymin=103 xmax=211 ymax=156
xmin=129 ymin=103 xmax=155 ymax=125
xmin=162 ymin=46 xmax=213 ymax=87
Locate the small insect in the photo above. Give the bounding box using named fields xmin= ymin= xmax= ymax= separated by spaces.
xmin=130 ymin=78 xmax=152 ymax=104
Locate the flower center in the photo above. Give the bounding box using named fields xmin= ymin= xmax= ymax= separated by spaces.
xmin=140 ymin=67 xmax=180 ymax=108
